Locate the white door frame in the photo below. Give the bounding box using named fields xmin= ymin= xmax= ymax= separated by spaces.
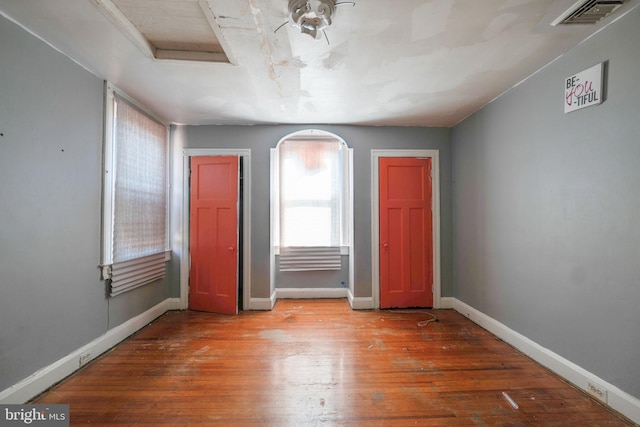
xmin=371 ymin=149 xmax=442 ymax=309
xmin=181 ymin=148 xmax=252 ymax=311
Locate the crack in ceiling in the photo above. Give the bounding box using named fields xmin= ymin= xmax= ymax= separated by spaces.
xmin=0 ymin=0 xmax=637 ymax=126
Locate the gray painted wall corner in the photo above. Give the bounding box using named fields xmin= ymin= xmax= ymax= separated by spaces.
xmin=0 ymin=14 xmax=170 ymax=393
xmin=451 ymin=6 xmax=640 ymax=400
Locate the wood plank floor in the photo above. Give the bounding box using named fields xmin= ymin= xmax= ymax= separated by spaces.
xmin=34 ymin=299 xmax=633 ymax=426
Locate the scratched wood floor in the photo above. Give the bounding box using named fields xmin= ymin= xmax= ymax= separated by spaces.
xmin=34 ymin=299 xmax=633 ymax=426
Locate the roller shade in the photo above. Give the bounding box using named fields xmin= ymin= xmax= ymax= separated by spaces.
xmin=110 ymin=252 xmax=166 ymax=297
xmin=279 ymin=246 xmax=341 ymax=272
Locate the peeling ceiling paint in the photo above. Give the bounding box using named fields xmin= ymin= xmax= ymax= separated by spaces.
xmin=1 ymin=0 xmax=638 ymax=126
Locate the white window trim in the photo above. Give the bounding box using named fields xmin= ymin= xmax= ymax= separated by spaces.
xmin=100 ymin=82 xmax=171 ymax=281
xmin=270 ymin=130 xmax=354 ymax=278
xmin=271 ymin=131 xmax=352 ymax=251
xmin=274 ymin=246 xmax=350 ymax=256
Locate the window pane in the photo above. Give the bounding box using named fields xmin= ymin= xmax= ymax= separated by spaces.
xmin=281 ymin=157 xmax=333 ymax=201
xmin=282 ymin=207 xmax=332 ymax=247
xmin=112 ymin=97 xmax=167 ymax=262
xmin=279 ymin=139 xmax=342 ymax=247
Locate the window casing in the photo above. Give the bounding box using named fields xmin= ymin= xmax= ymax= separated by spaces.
xmin=101 ymin=84 xmax=169 ymax=296
xmin=272 ymin=130 xmax=352 ymax=271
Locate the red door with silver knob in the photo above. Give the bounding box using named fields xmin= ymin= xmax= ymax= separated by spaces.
xmin=189 ymin=156 xmax=239 ymax=315
xmin=379 ymin=157 xmax=433 ymax=309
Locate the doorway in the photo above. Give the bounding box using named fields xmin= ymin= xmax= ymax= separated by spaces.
xmin=371 ymin=150 xmax=441 ymax=309
xmin=379 ymin=157 xmax=433 ymax=308
xmin=180 ymin=149 xmax=252 ymax=312
xmin=189 ymin=155 xmax=240 ymax=315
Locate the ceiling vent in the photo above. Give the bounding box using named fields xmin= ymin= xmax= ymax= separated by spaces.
xmin=552 ymin=0 xmax=628 ymax=25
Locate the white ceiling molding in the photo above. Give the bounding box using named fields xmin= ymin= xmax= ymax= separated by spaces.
xmin=198 ymin=0 xmax=237 ymax=65
xmin=91 ymin=0 xmax=233 ymax=63
xmin=91 ymin=0 xmax=156 ymax=60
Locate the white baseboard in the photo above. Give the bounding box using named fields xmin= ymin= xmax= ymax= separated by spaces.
xmin=439 ymin=297 xmax=454 ymax=309
xmin=276 ymin=287 xmax=348 ymax=299
xmin=249 ymin=288 xmax=374 ymax=310
xmin=452 ymin=298 xmax=640 ymax=424
xmin=347 ymin=290 xmax=374 ymax=310
xmin=165 ymin=297 xmax=183 ymax=311
xmin=345 ymin=294 xmax=450 ymax=311
xmin=247 ymin=291 xmax=276 ymax=311
xmin=0 ymin=298 xmax=176 ymax=404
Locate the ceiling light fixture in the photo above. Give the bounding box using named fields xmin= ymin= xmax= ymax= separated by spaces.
xmin=275 ymin=0 xmax=355 ymax=44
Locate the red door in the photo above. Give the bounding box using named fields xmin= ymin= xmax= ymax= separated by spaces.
xmin=379 ymin=157 xmax=433 ymax=308
xmin=189 ymin=156 xmax=239 ymax=315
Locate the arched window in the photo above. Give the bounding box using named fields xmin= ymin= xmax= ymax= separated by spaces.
xmin=272 ymin=130 xmax=352 ymax=271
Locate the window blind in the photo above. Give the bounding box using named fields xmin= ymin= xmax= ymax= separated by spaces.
xmin=110 ymin=252 xmax=166 ymax=297
xmin=108 ymin=95 xmax=168 ymax=296
xmin=279 ymin=246 xmax=341 ymax=272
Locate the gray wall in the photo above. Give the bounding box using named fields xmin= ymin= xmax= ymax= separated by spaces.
xmin=452 ymin=6 xmax=640 ymax=399
xmin=177 ymin=125 xmax=453 ymax=300
xmin=0 ymin=15 xmax=168 ymax=393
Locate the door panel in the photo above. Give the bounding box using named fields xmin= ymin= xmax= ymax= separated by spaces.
xmin=189 ymin=156 xmax=239 ymax=315
xmin=386 ymin=207 xmax=403 ymax=293
xmin=379 ymin=157 xmax=433 ymax=308
xmin=409 ymin=207 xmax=427 ymax=292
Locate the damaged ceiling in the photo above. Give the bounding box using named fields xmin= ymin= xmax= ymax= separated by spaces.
xmin=0 ymin=0 xmax=638 ymax=126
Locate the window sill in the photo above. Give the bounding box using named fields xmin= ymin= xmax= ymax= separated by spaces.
xmin=274 ymin=246 xmax=350 ymax=256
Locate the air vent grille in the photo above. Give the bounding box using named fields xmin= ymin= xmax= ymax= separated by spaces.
xmin=553 ymin=0 xmax=628 ymax=25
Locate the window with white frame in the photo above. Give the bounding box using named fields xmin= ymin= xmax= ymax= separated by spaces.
xmin=272 ymin=130 xmax=352 ymax=271
xmin=101 ymin=84 xmax=169 ymax=296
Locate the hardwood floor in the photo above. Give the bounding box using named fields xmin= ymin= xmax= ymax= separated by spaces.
xmin=34 ymin=299 xmax=633 ymax=426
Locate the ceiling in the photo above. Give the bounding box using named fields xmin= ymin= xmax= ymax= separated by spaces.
xmin=1 ymin=0 xmax=638 ymax=126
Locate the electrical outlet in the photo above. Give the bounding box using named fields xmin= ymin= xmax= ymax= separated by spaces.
xmin=587 ymin=381 xmax=608 ymax=403
xmin=79 ymin=352 xmax=92 ymax=368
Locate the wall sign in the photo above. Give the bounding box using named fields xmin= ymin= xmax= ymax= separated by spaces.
xmin=564 ymin=63 xmax=604 ymax=113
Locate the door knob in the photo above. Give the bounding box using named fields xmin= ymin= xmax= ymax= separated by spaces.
xmin=228 ymin=246 xmax=235 ymax=252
